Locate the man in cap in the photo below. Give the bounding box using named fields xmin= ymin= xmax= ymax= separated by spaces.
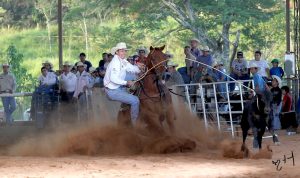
xmin=0 ymin=64 xmax=17 ymax=125
xmin=196 ymin=46 xmax=214 ymax=72
xmin=42 ymin=60 xmax=54 ymax=72
xmin=229 ymin=51 xmax=249 ymax=91
xmin=38 ymin=66 xmax=57 ymax=86
xmin=249 ymin=51 xmax=270 ymax=81
xmin=73 ymin=62 xmax=93 ymax=120
xmin=270 ymin=59 xmax=284 ymax=78
xmin=190 ymin=38 xmax=202 ymax=58
xmin=60 ymin=61 xmax=77 ymax=102
xmin=164 ymin=61 xmax=184 ymax=87
xmin=249 ymin=62 xmax=267 ymax=93
xmin=104 ymin=42 xmax=144 ymax=125
xmin=136 ymin=46 xmax=148 ymax=63
xmin=75 ymin=53 xmax=93 ymax=72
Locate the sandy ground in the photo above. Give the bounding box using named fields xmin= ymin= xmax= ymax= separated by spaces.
xmin=0 ymin=131 xmax=299 ymax=178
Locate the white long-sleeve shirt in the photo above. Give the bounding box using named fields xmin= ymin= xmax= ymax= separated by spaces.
xmin=73 ymin=71 xmax=93 ymax=98
xmin=60 ymin=72 xmax=77 ymax=92
xmin=104 ymin=55 xmax=140 ymax=89
xmin=38 ymin=72 xmax=57 ymax=86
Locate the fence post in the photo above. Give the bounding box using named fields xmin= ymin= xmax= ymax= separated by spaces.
xmin=212 ymin=83 xmax=221 ymax=131
xmin=225 ymin=83 xmax=234 ymax=137
xmin=185 ymin=85 xmax=192 ymax=112
xmin=199 ymin=84 xmax=208 ymax=129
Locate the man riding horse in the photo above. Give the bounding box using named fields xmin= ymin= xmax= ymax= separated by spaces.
xmin=104 ymin=42 xmax=145 ymax=126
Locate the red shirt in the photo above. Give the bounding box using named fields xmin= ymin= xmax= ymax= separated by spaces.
xmin=282 ymin=93 xmax=292 ymax=112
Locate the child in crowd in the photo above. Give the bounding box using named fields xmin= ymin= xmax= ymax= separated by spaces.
xmin=269 ymin=75 xmax=282 ymax=130
xmin=270 ymin=59 xmax=284 ymax=78
xmin=281 ymin=86 xmax=292 ymax=112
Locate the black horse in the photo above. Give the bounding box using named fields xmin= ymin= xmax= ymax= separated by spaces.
xmin=240 ymin=90 xmax=273 ymax=151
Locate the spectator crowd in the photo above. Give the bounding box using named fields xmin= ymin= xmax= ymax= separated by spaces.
xmin=0 ymin=38 xmax=297 ymax=133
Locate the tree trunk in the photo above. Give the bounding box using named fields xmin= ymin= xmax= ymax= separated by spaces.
xmin=221 ymin=23 xmax=231 ymax=65
xmin=83 ymin=16 xmax=89 ymax=56
xmin=44 ymin=11 xmax=52 ymax=53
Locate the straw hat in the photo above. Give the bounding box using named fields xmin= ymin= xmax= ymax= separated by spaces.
xmin=63 ymin=61 xmax=72 ymax=67
xmin=249 ymin=62 xmax=260 ymax=69
xmin=136 ymin=46 xmax=149 ymax=54
xmin=201 ymin=46 xmax=211 ymax=52
xmin=2 ymin=63 xmax=10 ymax=67
xmin=272 ymin=75 xmax=282 ymax=88
xmin=110 ymin=47 xmax=117 ymax=54
xmin=115 ymin=42 xmax=129 ymax=52
xmin=42 ymin=60 xmax=53 ymax=68
xmin=167 ymin=60 xmax=178 ymax=67
xmin=190 ymin=38 xmax=200 ymax=43
xmin=212 ymin=61 xmax=219 ymax=67
xmin=165 ymin=51 xmax=174 ymax=58
xmin=76 ymin=62 xmax=85 ymax=67
xmin=89 ymin=67 xmax=96 ymax=73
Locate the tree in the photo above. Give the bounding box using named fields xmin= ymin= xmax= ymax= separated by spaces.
xmin=6 ymin=45 xmax=36 ymax=92
xmin=35 ymin=0 xmax=57 ymax=53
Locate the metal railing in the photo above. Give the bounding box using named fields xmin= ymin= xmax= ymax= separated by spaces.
xmin=174 ymin=80 xmax=254 ymax=137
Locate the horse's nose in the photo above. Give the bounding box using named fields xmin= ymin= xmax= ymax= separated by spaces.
xmin=264 ymin=107 xmax=270 ymax=114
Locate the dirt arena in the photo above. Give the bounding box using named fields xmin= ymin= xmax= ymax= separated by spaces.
xmin=0 ymin=90 xmax=299 ymax=178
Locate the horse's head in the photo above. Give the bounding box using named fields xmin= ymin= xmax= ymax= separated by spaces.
xmin=254 ymin=90 xmax=272 ymax=114
xmin=146 ymin=45 xmax=167 ymax=78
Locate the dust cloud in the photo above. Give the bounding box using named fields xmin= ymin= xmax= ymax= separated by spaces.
xmin=7 ymin=88 xmax=272 ymax=159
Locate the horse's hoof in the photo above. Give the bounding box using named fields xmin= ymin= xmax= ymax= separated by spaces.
xmin=274 ymin=141 xmax=281 ymax=146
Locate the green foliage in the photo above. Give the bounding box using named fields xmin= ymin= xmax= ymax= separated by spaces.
xmin=6 ymin=45 xmax=36 ymax=92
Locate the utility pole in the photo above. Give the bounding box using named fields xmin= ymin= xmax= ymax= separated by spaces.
xmin=286 ymin=0 xmax=291 ymax=53
xmin=58 ymin=0 xmax=63 ymax=69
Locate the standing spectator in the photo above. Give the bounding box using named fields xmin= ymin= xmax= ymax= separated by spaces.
xmin=75 ymin=53 xmax=92 ymax=72
xmin=229 ymin=51 xmax=249 ymax=91
xmin=0 ymin=64 xmax=17 ymax=125
xmin=164 ymin=61 xmax=184 ymax=87
xmin=60 ymin=61 xmax=77 ymax=102
xmin=190 ymin=38 xmax=202 ymax=58
xmin=73 ymin=62 xmax=93 ymax=120
xmin=249 ymin=63 xmax=266 ymax=93
xmin=270 ymin=75 xmax=282 ymax=130
xmin=281 ymin=86 xmax=292 ymax=112
xmin=99 ymin=53 xmax=108 ymax=69
xmin=197 ymin=46 xmax=214 ymax=71
xmin=136 ymin=46 xmax=148 ymax=63
xmin=270 ymin=59 xmax=284 ymax=78
xmin=38 ymin=67 xmax=57 ymax=86
xmin=249 ymin=51 xmax=270 ymax=80
xmin=184 ymin=46 xmax=195 ymax=77
xmin=42 ymin=60 xmax=54 ymax=72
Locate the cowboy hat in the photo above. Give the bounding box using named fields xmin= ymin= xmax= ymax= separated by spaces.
xmin=201 ymin=46 xmax=210 ymax=52
xmin=110 ymin=47 xmax=117 ymax=55
xmin=272 ymin=75 xmax=282 ymax=88
xmin=76 ymin=62 xmax=85 ymax=67
xmin=212 ymin=61 xmax=219 ymax=67
xmin=115 ymin=42 xmax=129 ymax=52
xmin=2 ymin=63 xmax=10 ymax=67
xmin=63 ymin=61 xmax=72 ymax=67
xmin=167 ymin=60 xmax=178 ymax=67
xmin=42 ymin=60 xmax=54 ymax=68
xmin=165 ymin=51 xmax=174 ymax=58
xmin=89 ymin=67 xmax=96 ymax=73
xmin=136 ymin=46 xmax=149 ymax=54
xmin=249 ymin=62 xmax=260 ymax=69
xmin=190 ymin=38 xmax=200 ymax=43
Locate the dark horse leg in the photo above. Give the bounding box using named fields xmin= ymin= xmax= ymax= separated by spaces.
xmin=240 ymin=108 xmax=250 ymax=157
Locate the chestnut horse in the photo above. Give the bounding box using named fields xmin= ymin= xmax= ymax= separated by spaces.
xmin=118 ymin=46 xmax=175 ymax=134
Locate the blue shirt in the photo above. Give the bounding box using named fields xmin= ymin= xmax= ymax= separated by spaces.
xmin=196 ymin=54 xmax=214 ymax=71
xmin=253 ymin=73 xmax=266 ymax=92
xmin=270 ymin=67 xmax=284 ymax=78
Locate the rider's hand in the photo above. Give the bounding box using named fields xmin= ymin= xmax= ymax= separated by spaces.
xmin=127 ymin=80 xmax=135 ymax=87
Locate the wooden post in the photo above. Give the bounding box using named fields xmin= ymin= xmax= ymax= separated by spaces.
xmin=58 ymin=0 xmax=63 ymax=69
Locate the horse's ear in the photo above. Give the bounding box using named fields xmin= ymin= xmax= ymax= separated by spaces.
xmin=159 ymin=45 xmax=165 ymax=51
xmin=150 ymin=46 xmax=154 ymax=51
